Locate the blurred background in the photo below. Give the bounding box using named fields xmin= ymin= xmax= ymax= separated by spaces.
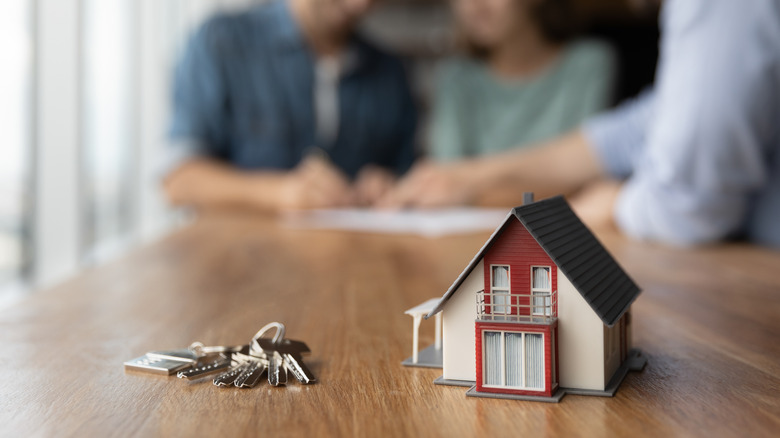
xmin=0 ymin=0 xmax=658 ymax=304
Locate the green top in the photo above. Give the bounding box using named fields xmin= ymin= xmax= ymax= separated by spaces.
xmin=429 ymin=39 xmax=616 ymax=161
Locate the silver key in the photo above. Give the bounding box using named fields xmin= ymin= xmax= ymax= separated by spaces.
xmin=213 ymin=342 xmax=274 ymax=388
xmin=125 ymin=346 xmax=206 ymax=376
xmin=126 ymin=342 xmax=242 ymax=377
xmin=146 ymin=348 xmax=200 ymax=364
xmin=267 ymin=352 xmax=287 ymax=386
xmin=234 ymin=360 xmax=267 ymax=388
xmin=250 ymin=322 xmax=289 ymax=387
xmin=211 ymin=345 xmax=261 ymax=386
xmin=282 ymin=352 xmax=316 ymax=384
xmin=126 ymin=322 xmax=315 ymax=389
xmin=230 ymin=351 xmax=269 ymax=388
xmin=213 ymin=361 xmax=250 ymax=387
xmin=177 ymin=353 xmax=234 ymax=380
xmin=255 ymin=338 xmax=316 ymax=385
xmin=124 ymin=354 xmax=193 ymax=376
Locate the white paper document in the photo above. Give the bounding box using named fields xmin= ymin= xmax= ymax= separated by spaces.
xmin=283 ymin=208 xmax=509 ymax=238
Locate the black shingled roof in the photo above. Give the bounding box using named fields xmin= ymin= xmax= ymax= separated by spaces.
xmin=427 ymin=196 xmax=641 ymax=327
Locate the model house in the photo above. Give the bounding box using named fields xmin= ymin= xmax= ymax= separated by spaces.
xmin=405 ymin=194 xmax=646 ymax=402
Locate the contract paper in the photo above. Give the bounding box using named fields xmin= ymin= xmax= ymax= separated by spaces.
xmin=283 ymin=208 xmax=509 ymax=238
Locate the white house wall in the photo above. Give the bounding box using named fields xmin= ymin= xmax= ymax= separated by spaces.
xmin=441 ymin=260 xmax=483 ymax=382
xmin=557 ymin=270 xmax=606 ymax=391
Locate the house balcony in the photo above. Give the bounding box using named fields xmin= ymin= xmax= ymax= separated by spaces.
xmin=476 ymin=290 xmax=557 ymax=324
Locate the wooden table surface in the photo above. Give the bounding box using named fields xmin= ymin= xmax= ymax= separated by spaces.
xmin=1 ymin=213 xmax=779 ymax=437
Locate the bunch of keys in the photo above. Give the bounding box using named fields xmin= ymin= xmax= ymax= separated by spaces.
xmin=124 ymin=322 xmax=316 ymax=388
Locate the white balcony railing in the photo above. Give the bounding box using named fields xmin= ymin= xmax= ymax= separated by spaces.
xmin=476 ymin=290 xmax=557 ymax=324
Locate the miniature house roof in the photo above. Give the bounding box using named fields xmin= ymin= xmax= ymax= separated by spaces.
xmin=426 ymin=196 xmax=640 ymax=328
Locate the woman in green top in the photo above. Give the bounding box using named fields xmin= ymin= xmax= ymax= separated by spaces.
xmin=430 ymin=0 xmax=616 ymax=162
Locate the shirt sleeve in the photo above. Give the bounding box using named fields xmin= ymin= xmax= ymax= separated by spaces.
xmin=613 ymin=0 xmax=778 ymax=245
xmin=168 ymin=17 xmax=230 ymax=163
xmin=582 ymin=89 xmax=655 ymax=179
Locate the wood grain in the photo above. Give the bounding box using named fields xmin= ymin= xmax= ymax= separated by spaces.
xmin=1 ymin=212 xmax=779 ymax=437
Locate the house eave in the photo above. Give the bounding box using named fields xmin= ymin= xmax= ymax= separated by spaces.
xmin=424 ymin=211 xmax=515 ymax=320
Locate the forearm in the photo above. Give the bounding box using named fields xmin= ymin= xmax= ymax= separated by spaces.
xmin=163 ymin=158 xmax=285 ymax=212
xmin=468 ymin=130 xmax=605 ymax=202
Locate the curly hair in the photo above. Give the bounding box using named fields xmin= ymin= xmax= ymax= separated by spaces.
xmin=457 ymin=0 xmax=579 ymax=58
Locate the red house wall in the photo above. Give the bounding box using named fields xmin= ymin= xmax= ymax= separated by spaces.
xmin=554 ymin=326 xmax=560 ymax=385
xmin=483 ymin=220 xmax=558 ymax=316
xmin=475 ymin=321 xmax=558 ymax=398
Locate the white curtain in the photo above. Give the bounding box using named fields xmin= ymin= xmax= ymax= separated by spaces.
xmin=484 ymin=332 xmax=502 ymax=386
xmin=492 ymin=266 xmax=510 ymax=314
xmin=525 ymin=333 xmax=545 ymax=389
xmin=532 ymin=267 xmax=550 ymax=289
xmin=484 ymin=331 xmax=546 ymax=389
xmin=505 ymin=333 xmax=523 ymax=387
xmin=493 ymin=266 xmax=509 ymax=287
xmin=532 ymin=267 xmax=551 ymax=316
xmin=493 ymin=291 xmax=510 ymax=314
xmin=533 ymin=292 xmax=551 ymax=316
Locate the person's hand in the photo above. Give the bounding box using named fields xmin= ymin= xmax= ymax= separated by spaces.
xmin=163 ymin=158 xmax=233 ymax=207
xmin=276 ymin=154 xmax=356 ymax=211
xmin=376 ymin=160 xmax=479 ymax=209
xmin=353 ymin=165 xmax=397 ymax=207
xmin=569 ymin=179 xmax=623 ymax=231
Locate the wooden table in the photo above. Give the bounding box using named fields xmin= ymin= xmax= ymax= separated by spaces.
xmin=1 ymin=213 xmax=779 ymax=437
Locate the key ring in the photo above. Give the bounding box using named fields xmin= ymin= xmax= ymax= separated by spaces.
xmin=251 ymin=322 xmax=286 ymax=354
xmin=188 ymin=342 xmax=243 ymax=357
xmin=252 ymin=322 xmax=286 ymax=344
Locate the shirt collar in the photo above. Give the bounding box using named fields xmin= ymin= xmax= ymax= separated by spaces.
xmin=262 ymin=0 xmax=305 ymax=49
xmin=261 ymin=0 xmax=366 ymax=75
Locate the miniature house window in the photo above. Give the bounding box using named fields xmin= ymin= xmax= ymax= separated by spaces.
xmin=491 ymin=265 xmax=510 ymax=314
xmin=483 ymin=331 xmax=545 ymax=390
xmin=531 ymin=267 xmax=552 ymax=316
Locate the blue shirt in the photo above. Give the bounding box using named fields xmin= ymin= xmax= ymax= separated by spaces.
xmin=584 ymin=0 xmax=780 ymax=248
xmin=169 ymin=0 xmax=417 ymax=178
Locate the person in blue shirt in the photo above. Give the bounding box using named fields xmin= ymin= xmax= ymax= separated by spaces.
xmin=164 ymin=0 xmax=417 ymax=212
xmin=379 ymin=0 xmax=780 ymax=248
